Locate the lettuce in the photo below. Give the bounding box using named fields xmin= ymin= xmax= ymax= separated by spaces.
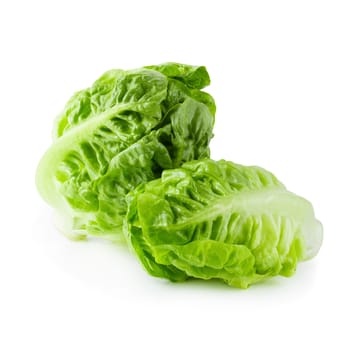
xmin=36 ymin=63 xmax=215 ymax=240
xmin=36 ymin=62 xmax=322 ymax=288
xmin=125 ymin=159 xmax=323 ymax=288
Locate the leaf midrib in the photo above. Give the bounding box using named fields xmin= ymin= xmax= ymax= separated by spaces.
xmin=36 ymin=103 xmax=135 ymax=206
xmin=157 ymin=187 xmax=311 ymax=231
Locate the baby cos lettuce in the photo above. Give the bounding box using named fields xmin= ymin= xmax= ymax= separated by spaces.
xmin=36 ymin=63 xmax=215 ymax=240
xmin=36 ymin=62 xmax=322 ymax=288
xmin=125 ymin=159 xmax=323 ymax=288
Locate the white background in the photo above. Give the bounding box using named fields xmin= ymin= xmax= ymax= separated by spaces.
xmin=1 ymin=1 xmax=349 ymax=349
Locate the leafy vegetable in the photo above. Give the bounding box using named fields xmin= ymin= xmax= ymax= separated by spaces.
xmin=36 ymin=62 xmax=322 ymax=288
xmin=125 ymin=159 xmax=323 ymax=288
xmin=36 ymin=63 xmax=215 ymax=240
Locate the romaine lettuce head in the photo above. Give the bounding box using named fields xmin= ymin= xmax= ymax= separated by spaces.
xmin=36 ymin=63 xmax=215 ymax=240
xmin=125 ymin=159 xmax=323 ymax=288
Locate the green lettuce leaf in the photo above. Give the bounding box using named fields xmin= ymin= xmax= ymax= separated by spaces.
xmin=125 ymin=159 xmax=323 ymax=288
xmin=36 ymin=63 xmax=215 ymax=240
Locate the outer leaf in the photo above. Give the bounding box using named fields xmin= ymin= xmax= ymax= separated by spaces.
xmin=53 ymin=68 xmax=167 ymax=139
xmin=125 ymin=159 xmax=323 ymax=288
